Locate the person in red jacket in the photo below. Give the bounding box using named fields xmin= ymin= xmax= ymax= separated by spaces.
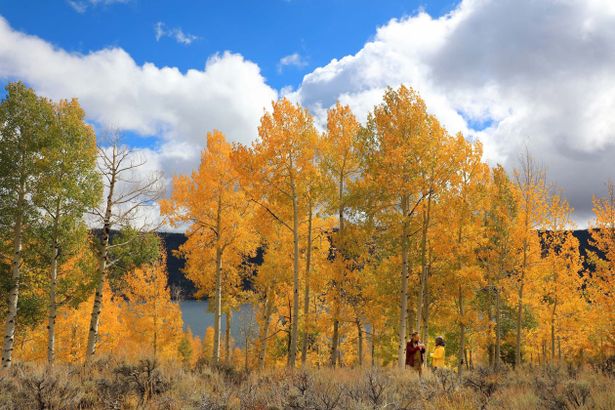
xmin=405 ymin=332 xmax=426 ymax=376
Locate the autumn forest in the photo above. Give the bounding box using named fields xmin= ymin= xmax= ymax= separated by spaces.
xmin=0 ymin=81 xmax=613 ymax=409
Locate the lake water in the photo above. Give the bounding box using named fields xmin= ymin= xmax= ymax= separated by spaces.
xmin=179 ymin=300 xmax=255 ymax=347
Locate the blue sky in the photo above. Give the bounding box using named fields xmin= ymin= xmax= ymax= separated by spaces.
xmin=1 ymin=0 xmax=614 ymax=225
xmin=0 ymin=0 xmax=458 ymax=91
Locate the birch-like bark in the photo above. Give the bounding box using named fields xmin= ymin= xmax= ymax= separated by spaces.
xmin=417 ymin=194 xmax=432 ymax=341
xmin=551 ymin=298 xmax=557 ymax=364
xmin=47 ymin=240 xmax=59 ymax=364
xmin=258 ymin=289 xmax=273 ymax=370
xmin=458 ymin=284 xmax=466 ymax=380
xmin=356 ymin=319 xmax=363 ymax=367
xmin=288 ymin=172 xmax=300 ymax=367
xmin=515 ymin=242 xmax=527 ymax=368
xmin=397 ymin=194 xmax=410 ymax=368
xmin=330 ymin=313 xmax=340 ymax=367
xmin=225 ymin=312 xmax=231 ymax=364
xmin=85 ymin=155 xmax=115 ymax=362
xmin=2 ymin=188 xmax=24 ymax=368
xmin=494 ymin=286 xmax=501 ymax=370
xmin=330 ymin=176 xmax=345 ymax=367
xmin=213 ymin=247 xmax=222 ymax=363
xmin=301 ymin=205 xmax=313 ymax=366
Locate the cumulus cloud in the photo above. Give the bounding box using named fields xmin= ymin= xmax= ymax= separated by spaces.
xmin=2 ymin=0 xmax=614 ymax=227
xmin=277 ymin=52 xmax=308 ymax=73
xmin=0 ymin=16 xmax=276 ymax=176
xmin=154 ymin=22 xmax=200 ymax=46
xmin=0 ymin=15 xmax=277 ymax=228
xmin=294 ymin=0 xmax=615 ymax=226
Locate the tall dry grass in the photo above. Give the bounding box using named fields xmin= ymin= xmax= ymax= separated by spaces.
xmin=0 ymin=357 xmax=613 ymax=409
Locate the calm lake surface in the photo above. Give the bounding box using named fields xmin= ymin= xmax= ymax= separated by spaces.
xmin=179 ymin=300 xmax=255 ymax=347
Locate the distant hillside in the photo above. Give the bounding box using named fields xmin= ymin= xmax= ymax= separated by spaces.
xmin=159 ymin=230 xmax=598 ymax=300
xmin=158 ymin=231 xmax=264 ymax=299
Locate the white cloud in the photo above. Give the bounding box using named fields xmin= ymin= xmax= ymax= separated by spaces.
xmin=154 ymin=22 xmax=200 ymax=46
xmin=3 ymin=0 xmax=615 ymax=227
xmin=277 ymin=52 xmax=308 ymax=73
xmin=67 ymin=0 xmax=130 ymax=13
xmin=293 ymin=0 xmax=615 ymax=226
xmin=0 ymin=15 xmax=277 ymax=227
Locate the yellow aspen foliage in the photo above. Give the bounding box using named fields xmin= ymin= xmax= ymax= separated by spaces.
xmin=202 ymin=326 xmax=215 ymax=361
xmin=527 ymin=193 xmax=584 ymax=364
xmin=510 ymin=151 xmax=549 ymax=366
xmin=161 ymin=130 xmax=259 ymax=363
xmin=233 ymin=98 xmax=318 ymax=368
xmin=587 ymin=180 xmax=615 ymax=357
xmin=122 ymin=261 xmax=184 ymax=362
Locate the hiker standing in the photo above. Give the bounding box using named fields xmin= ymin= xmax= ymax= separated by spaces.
xmin=405 ymin=332 xmax=426 ymax=376
xmin=431 ymin=336 xmax=446 ymax=369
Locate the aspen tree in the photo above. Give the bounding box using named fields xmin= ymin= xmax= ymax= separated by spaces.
xmin=512 ymin=151 xmax=548 ymax=367
xmin=321 ymin=102 xmax=361 ymax=367
xmin=161 ymin=130 xmax=258 ymax=363
xmin=85 ymin=136 xmax=163 ymax=362
xmin=0 ymin=82 xmax=54 ymax=368
xmin=233 ymin=99 xmax=317 ymax=367
xmin=35 ymin=98 xmax=101 ymax=364
xmin=360 ymin=86 xmax=431 ymax=368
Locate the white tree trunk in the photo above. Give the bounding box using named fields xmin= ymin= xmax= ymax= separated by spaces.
xmin=213 ymin=247 xmax=223 ymax=363
xmin=398 ymin=195 xmax=410 ymax=368
xmin=47 ymin=242 xmax=59 ymax=364
xmin=2 ymin=189 xmax=24 ymax=368
xmin=301 ymin=205 xmax=313 ymax=366
xmin=85 ymin=167 xmax=114 ymax=362
xmin=289 ymin=177 xmax=300 ymax=368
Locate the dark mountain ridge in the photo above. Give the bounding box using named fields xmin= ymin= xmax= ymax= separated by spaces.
xmin=158 ymin=230 xmax=600 ymax=300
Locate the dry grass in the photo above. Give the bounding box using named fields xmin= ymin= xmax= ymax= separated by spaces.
xmin=0 ymin=358 xmax=613 ymax=409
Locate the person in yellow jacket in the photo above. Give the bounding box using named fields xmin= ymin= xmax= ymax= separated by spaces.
xmin=430 ymin=336 xmax=446 ymax=369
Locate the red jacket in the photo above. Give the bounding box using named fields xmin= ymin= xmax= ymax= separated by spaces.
xmin=405 ymin=341 xmax=425 ymax=367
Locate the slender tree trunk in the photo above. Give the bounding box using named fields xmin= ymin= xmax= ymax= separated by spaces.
xmin=488 ymin=300 xmax=494 ymax=368
xmin=301 ymin=205 xmax=313 ymax=366
xmin=398 ymin=195 xmax=410 ymax=368
xmin=456 ymin=218 xmax=465 ymax=380
xmin=213 ymin=191 xmax=223 ymax=364
xmin=495 ymin=286 xmax=501 ymax=370
xmin=337 ymin=336 xmax=343 ymax=367
xmin=258 ymin=289 xmax=273 ymax=370
xmin=225 ymin=311 xmax=231 ymax=364
xmin=86 ymin=162 xmax=115 ymax=363
xmin=515 ymin=230 xmax=529 ymax=369
xmin=330 ymin=176 xmax=346 ymax=368
xmin=458 ymin=284 xmax=466 ymax=380
xmin=86 ymin=267 xmax=105 ymax=362
xmin=47 ymin=238 xmax=60 ymax=365
xmin=47 ymin=203 xmax=62 ymax=366
xmin=371 ymin=327 xmax=376 ymax=367
xmin=153 ymin=298 xmax=158 ymax=361
xmin=289 ymin=176 xmax=300 ymax=368
xmin=330 ymin=311 xmax=340 ymax=367
xmin=551 ymin=299 xmax=557 ymax=365
xmin=515 ymin=279 xmax=524 ymax=368
xmin=213 ymin=247 xmax=223 ymax=363
xmin=421 ymin=263 xmax=431 ymax=355
xmin=417 ymin=194 xmax=431 ymax=341
xmin=2 ymin=189 xmax=25 ymax=368
xmin=356 ymin=319 xmax=363 ymax=367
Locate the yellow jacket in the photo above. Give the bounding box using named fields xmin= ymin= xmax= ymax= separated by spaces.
xmin=430 ymin=346 xmax=445 ymax=368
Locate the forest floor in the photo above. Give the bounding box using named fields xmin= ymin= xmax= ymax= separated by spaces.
xmin=0 ymin=357 xmax=614 ymax=409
